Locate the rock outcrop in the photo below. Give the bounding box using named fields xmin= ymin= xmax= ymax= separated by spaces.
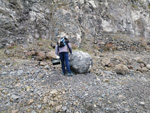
xmin=0 ymin=0 xmax=150 ymax=48
xmin=69 ymin=51 xmax=93 ymax=74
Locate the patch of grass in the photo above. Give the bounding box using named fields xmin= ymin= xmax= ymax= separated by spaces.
xmin=132 ymin=4 xmax=139 ymax=9
xmin=0 ymin=49 xmax=7 ymax=59
xmin=27 ymin=56 xmax=32 ymax=59
xmin=38 ymin=38 xmax=43 ymax=41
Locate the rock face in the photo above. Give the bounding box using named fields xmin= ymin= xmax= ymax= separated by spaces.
xmin=69 ymin=51 xmax=93 ymax=74
xmin=0 ymin=0 xmax=150 ymax=47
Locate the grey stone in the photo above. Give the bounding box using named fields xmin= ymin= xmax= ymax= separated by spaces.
xmin=146 ymin=64 xmax=150 ymax=70
xmin=1 ymin=72 xmax=7 ymax=75
xmin=31 ymin=110 xmax=36 ymax=113
xmin=4 ymin=50 xmax=10 ymax=55
xmin=114 ymin=64 xmax=129 ymax=75
xmin=0 ymin=44 xmax=4 ymax=49
xmin=17 ymin=70 xmax=24 ymax=75
xmin=62 ymin=106 xmax=67 ymax=112
xmin=0 ymin=64 xmax=3 ymax=69
xmin=70 ymin=51 xmax=93 ymax=74
xmin=10 ymin=95 xmax=20 ymax=102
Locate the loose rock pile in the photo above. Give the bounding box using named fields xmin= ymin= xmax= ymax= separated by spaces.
xmin=0 ymin=56 xmax=150 ymax=113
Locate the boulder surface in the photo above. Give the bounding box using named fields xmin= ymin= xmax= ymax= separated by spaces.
xmin=69 ymin=51 xmax=93 ymax=74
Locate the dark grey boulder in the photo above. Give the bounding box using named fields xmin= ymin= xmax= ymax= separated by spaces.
xmin=69 ymin=51 xmax=93 ymax=74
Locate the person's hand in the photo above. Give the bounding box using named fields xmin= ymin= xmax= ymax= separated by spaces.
xmin=56 ymin=55 xmax=60 ymax=59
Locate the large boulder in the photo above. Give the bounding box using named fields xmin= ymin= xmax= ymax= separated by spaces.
xmin=69 ymin=51 xmax=93 ymax=74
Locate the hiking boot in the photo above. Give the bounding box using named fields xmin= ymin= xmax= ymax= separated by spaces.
xmin=67 ymin=72 xmax=74 ymax=76
xmin=61 ymin=72 xmax=66 ymax=76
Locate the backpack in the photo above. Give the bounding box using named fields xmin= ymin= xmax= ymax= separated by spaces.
xmin=58 ymin=38 xmax=66 ymax=47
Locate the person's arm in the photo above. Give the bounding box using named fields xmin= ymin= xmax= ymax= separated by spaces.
xmin=55 ymin=45 xmax=59 ymax=55
xmin=67 ymin=43 xmax=72 ymax=54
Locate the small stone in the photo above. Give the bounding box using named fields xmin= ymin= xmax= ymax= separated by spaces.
xmin=101 ymin=58 xmax=110 ymax=66
xmin=11 ymin=110 xmax=18 ymax=113
xmin=45 ymin=51 xmax=57 ymax=59
xmin=28 ymin=99 xmax=34 ymax=105
xmin=139 ymin=102 xmax=145 ymax=106
xmin=2 ymin=72 xmax=7 ymax=75
xmin=140 ymin=63 xmax=145 ymax=68
xmin=103 ymin=79 xmax=109 ymax=82
xmin=15 ymin=83 xmax=21 ymax=87
xmin=134 ymin=57 xmax=145 ymax=64
xmin=101 ymin=94 xmax=105 ymax=98
xmin=43 ymin=96 xmax=48 ymax=103
xmin=10 ymin=95 xmax=20 ymax=102
xmin=141 ymin=67 xmax=148 ymax=72
xmin=39 ymin=61 xmax=47 ymax=66
xmin=38 ymin=105 xmax=42 ymax=109
xmin=55 ymin=105 xmax=62 ymax=112
xmin=26 ymin=86 xmax=31 ymax=91
xmin=49 ymin=101 xmax=57 ymax=106
xmin=114 ymin=64 xmax=129 ymax=75
xmin=146 ymin=64 xmax=150 ymax=70
xmin=37 ymin=51 xmax=46 ymax=60
xmin=4 ymin=50 xmax=10 ymax=55
xmin=93 ymin=104 xmax=97 ymax=107
xmin=38 ymin=42 xmax=43 ymax=46
xmin=118 ymin=95 xmax=126 ymax=100
xmin=17 ymin=70 xmax=23 ymax=75
xmin=44 ymin=65 xmax=50 ymax=70
xmin=50 ymin=89 xmax=58 ymax=95
xmin=108 ymin=100 xmax=112 ymax=104
xmin=31 ymin=110 xmax=36 ymax=113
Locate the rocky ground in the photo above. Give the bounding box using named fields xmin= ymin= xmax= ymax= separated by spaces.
xmin=0 ymin=39 xmax=150 ymax=113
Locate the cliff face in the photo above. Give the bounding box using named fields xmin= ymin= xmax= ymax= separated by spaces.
xmin=0 ymin=0 xmax=150 ymax=48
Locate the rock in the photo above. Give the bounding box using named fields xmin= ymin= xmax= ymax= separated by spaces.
xmin=101 ymin=58 xmax=111 ymax=66
xmin=25 ymin=50 xmax=37 ymax=57
xmin=0 ymin=64 xmax=3 ymax=69
xmin=105 ymin=42 xmax=116 ymax=51
xmin=49 ymin=101 xmax=57 ymax=106
xmin=50 ymin=42 xmax=56 ymax=48
xmin=0 ymin=44 xmax=5 ymax=49
xmin=103 ymin=79 xmax=109 ymax=82
xmin=4 ymin=50 xmax=10 ymax=55
xmin=31 ymin=110 xmax=36 ymax=113
xmin=17 ymin=70 xmax=23 ymax=76
xmin=146 ymin=64 xmax=150 ymax=70
xmin=134 ymin=57 xmax=145 ymax=64
xmin=69 ymin=51 xmax=93 ymax=74
xmin=141 ymin=67 xmax=148 ymax=72
xmin=62 ymin=106 xmax=67 ymax=112
xmin=38 ymin=42 xmax=43 ymax=46
xmin=140 ymin=63 xmax=145 ymax=68
xmin=28 ymin=99 xmax=34 ymax=105
xmin=36 ymin=51 xmax=46 ymax=60
xmin=44 ymin=65 xmax=50 ymax=70
xmin=114 ymin=64 xmax=129 ymax=75
xmin=139 ymin=101 xmax=145 ymax=106
xmin=11 ymin=110 xmax=18 ymax=113
xmin=1 ymin=72 xmax=7 ymax=75
xmin=45 ymin=51 xmax=57 ymax=60
xmin=50 ymin=89 xmax=58 ymax=95
xmin=10 ymin=95 xmax=20 ymax=102
xmin=55 ymin=105 xmax=62 ymax=112
xmin=39 ymin=61 xmax=47 ymax=66
xmin=43 ymin=96 xmax=48 ymax=103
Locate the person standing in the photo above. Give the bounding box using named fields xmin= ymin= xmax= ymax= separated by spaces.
xmin=55 ymin=36 xmax=74 ymax=76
